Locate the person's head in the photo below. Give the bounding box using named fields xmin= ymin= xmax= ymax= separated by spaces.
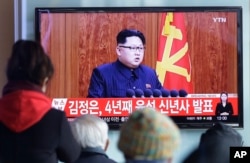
xmin=6 ymin=39 xmax=54 ymax=92
xmin=220 ymin=91 xmax=228 ymax=103
xmin=70 ymin=114 xmax=109 ymax=151
xmin=116 ymin=29 xmax=146 ymax=69
xmin=118 ymin=107 xmax=180 ymax=163
xmin=183 ymin=122 xmax=243 ymax=163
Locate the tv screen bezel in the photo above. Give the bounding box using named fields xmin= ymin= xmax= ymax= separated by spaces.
xmin=34 ymin=6 xmax=243 ymax=129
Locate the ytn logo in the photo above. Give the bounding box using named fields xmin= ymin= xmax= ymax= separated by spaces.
xmin=230 ymin=147 xmax=250 ymax=163
xmin=213 ymin=17 xmax=227 ymax=23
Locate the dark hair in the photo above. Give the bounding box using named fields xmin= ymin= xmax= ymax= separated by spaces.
xmin=220 ymin=91 xmax=228 ymax=97
xmin=183 ymin=122 xmax=243 ymax=163
xmin=116 ymin=29 xmax=146 ymax=45
xmin=200 ymin=122 xmax=242 ymax=146
xmin=6 ymin=40 xmax=54 ymax=86
xmin=220 ymin=91 xmax=228 ymax=102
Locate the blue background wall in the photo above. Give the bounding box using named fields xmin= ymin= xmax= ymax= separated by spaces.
xmin=16 ymin=0 xmax=250 ymax=162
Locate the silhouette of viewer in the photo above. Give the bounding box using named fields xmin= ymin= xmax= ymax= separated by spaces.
xmin=0 ymin=40 xmax=81 ymax=163
xmin=183 ymin=122 xmax=243 ymax=163
xmin=118 ymin=107 xmax=180 ymax=163
xmin=70 ymin=114 xmax=117 ymax=163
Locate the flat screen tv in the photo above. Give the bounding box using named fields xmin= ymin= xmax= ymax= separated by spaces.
xmin=35 ymin=6 xmax=243 ymax=129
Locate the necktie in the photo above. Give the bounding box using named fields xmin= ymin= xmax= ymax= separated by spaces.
xmin=131 ymin=69 xmax=137 ymax=79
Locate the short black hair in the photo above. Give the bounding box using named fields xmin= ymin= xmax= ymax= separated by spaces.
xmin=116 ymin=29 xmax=146 ymax=45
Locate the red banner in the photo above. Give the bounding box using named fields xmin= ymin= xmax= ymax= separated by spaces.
xmin=51 ymin=95 xmax=238 ymax=117
xmin=156 ymin=12 xmax=193 ymax=93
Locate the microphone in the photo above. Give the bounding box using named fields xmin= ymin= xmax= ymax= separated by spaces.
xmin=135 ymin=89 xmax=144 ymax=98
xmin=170 ymin=89 xmax=179 ymax=97
xmin=161 ymin=89 xmax=170 ymax=97
xmin=126 ymin=89 xmax=135 ymax=98
xmin=144 ymin=89 xmax=153 ymax=97
xmin=179 ymin=89 xmax=188 ymax=97
xmin=153 ymin=89 xmax=162 ymax=97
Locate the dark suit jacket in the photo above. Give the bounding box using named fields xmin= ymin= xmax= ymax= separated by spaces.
xmin=215 ymin=102 xmax=234 ymax=116
xmin=88 ymin=60 xmax=163 ymax=97
xmin=74 ymin=147 xmax=116 ymax=163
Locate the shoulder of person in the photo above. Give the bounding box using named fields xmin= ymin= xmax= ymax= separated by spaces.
xmin=139 ymin=64 xmax=155 ymax=71
xmin=95 ymin=62 xmax=114 ymax=71
xmin=43 ymin=108 xmax=67 ymax=120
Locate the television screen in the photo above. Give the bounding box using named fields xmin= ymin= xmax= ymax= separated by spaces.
xmin=35 ymin=7 xmax=243 ymax=129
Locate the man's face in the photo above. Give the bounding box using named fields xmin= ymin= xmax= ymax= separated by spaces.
xmin=116 ymin=36 xmax=145 ymax=69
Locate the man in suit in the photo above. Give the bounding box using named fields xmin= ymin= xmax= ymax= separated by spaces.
xmin=87 ymin=29 xmax=163 ymax=97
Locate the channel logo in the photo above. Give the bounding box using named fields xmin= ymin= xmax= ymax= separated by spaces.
xmin=230 ymin=147 xmax=250 ymax=163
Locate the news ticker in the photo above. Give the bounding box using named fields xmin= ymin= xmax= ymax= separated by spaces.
xmin=230 ymin=147 xmax=250 ymax=163
xmin=51 ymin=97 xmax=238 ymax=117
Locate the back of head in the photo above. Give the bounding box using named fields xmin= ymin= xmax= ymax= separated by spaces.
xmin=183 ymin=122 xmax=242 ymax=163
xmin=200 ymin=122 xmax=242 ymax=147
xmin=70 ymin=114 xmax=109 ymax=150
xmin=116 ymin=29 xmax=145 ymax=45
xmin=118 ymin=107 xmax=180 ymax=161
xmin=6 ymin=39 xmax=54 ymax=86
